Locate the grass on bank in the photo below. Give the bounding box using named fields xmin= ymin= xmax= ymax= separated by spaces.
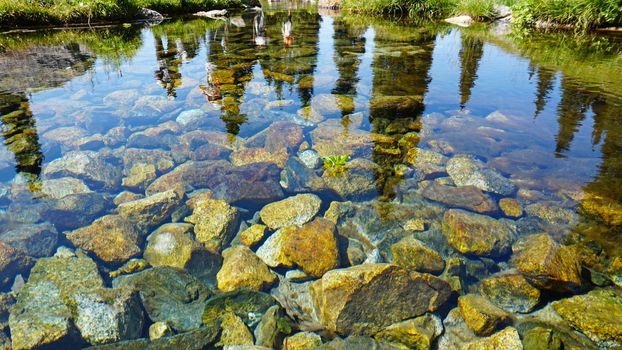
xmin=0 ymin=0 xmax=241 ymax=28
xmin=341 ymin=0 xmax=622 ymax=29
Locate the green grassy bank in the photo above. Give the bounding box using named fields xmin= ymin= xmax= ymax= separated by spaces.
xmin=340 ymin=0 xmax=622 ymax=30
xmin=0 ymin=0 xmax=242 ymax=28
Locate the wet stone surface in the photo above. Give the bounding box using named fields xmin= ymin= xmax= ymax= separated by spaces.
xmin=0 ymin=4 xmax=621 ymax=350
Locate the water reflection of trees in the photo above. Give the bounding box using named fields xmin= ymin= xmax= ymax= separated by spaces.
xmin=458 ymin=34 xmax=484 ymax=109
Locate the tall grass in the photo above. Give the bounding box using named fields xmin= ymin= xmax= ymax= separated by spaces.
xmin=340 ymin=0 xmax=500 ymax=20
xmin=453 ymin=0 xmax=496 ymax=20
xmin=512 ymin=0 xmax=622 ymax=30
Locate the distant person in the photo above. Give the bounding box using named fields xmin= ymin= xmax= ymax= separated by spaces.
xmin=282 ymin=10 xmax=293 ymax=47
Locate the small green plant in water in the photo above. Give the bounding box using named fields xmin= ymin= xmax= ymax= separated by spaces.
xmin=323 ymin=155 xmax=351 ymax=177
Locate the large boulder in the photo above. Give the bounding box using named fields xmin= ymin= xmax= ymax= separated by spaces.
xmin=446 ymin=155 xmax=515 ymax=195
xmin=309 ymin=264 xmax=451 ymax=335
xmin=511 ymin=233 xmax=582 ymax=293
xmin=185 ymin=199 xmax=240 ymax=253
xmin=113 ymin=267 xmax=212 ymax=331
xmin=442 ymin=209 xmax=516 ymax=257
xmin=67 ymin=215 xmax=142 ymax=265
xmin=552 ymin=288 xmax=622 ymax=348
xmin=259 ymin=194 xmax=322 ymax=230
xmin=216 ymin=245 xmax=277 ymax=292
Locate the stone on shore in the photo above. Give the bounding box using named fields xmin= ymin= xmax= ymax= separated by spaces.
xmin=391 ymin=236 xmax=445 ymax=275
xmin=458 ymin=294 xmax=512 ymax=336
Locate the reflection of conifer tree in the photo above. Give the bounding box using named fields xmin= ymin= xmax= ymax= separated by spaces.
xmin=369 ymin=25 xmax=436 ymax=200
xmin=332 ymin=19 xmax=366 ymax=97
xmin=458 ymin=35 xmax=484 ymax=108
xmin=0 ymin=94 xmax=43 ymax=188
xmin=554 ymin=76 xmax=594 ymax=157
xmin=154 ymin=34 xmax=183 ymax=98
xmin=533 ymin=66 xmax=556 ymax=118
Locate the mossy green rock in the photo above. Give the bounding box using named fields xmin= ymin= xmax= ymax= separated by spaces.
xmin=479 ymin=271 xmax=540 ymax=313
xmin=113 ymin=267 xmax=212 ymax=331
xmin=552 ymin=288 xmax=622 ymax=348
xmin=374 ymin=313 xmax=443 ymax=350
xmin=442 ymin=209 xmax=516 ymax=257
xmin=310 ymin=264 xmax=451 ymax=335
xmin=457 ymin=294 xmax=512 ymax=336
xmin=202 ymin=290 xmax=276 ymax=328
xmin=512 ymin=233 xmax=582 ymax=293
xmin=390 ymin=236 xmax=445 ymax=275
xmin=521 ymin=327 xmax=563 ymax=350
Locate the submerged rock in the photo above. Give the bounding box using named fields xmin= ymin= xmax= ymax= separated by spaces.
xmin=283 ymin=331 xmax=322 ymax=350
xmin=75 ymin=287 xmax=144 ymax=345
xmin=67 ymin=215 xmax=142 ymax=264
xmin=310 ymin=125 xmax=372 ymax=158
xmin=375 ymin=313 xmax=443 ymax=350
xmin=446 ymin=155 xmax=515 ymax=195
xmin=322 ymin=158 xmax=378 ymax=200
xmin=256 ymin=227 xmax=294 ymax=268
xmin=512 ymin=233 xmax=582 ymax=293
xmin=552 ymin=288 xmax=622 ymax=348
xmin=442 ymin=209 xmax=516 ymax=257
xmin=202 ymin=290 xmax=276 ymax=328
xmin=499 ymin=198 xmax=523 ymax=218
xmin=421 ymin=183 xmax=498 ymax=214
xmin=44 ymin=150 xmax=121 ymax=190
xmin=282 ymin=218 xmax=340 ymax=278
xmin=113 ymin=267 xmax=212 ymax=331
xmin=279 ymin=156 xmax=328 ymax=194
xmin=84 ymin=326 xmax=218 ymax=350
xmin=310 ymin=264 xmax=451 ymax=335
xmin=217 ymin=245 xmax=277 ymax=292
xmin=259 ymin=194 xmax=322 ymax=229
xmin=461 ymin=327 xmax=523 ymax=350
xmin=117 ymin=190 xmax=181 ymax=232
xmin=479 ymin=271 xmax=540 ymax=313
xmin=0 ymin=241 xmax=33 ymax=289
xmin=0 ymin=222 xmax=58 ymax=257
xmin=458 ymin=294 xmax=512 ymax=336
xmin=218 ymin=312 xmax=254 ymax=347
xmin=298 ymin=150 xmax=322 ymax=169
xmin=239 ymin=224 xmax=267 ymax=248
xmin=143 ymin=223 xmax=221 ymax=282
xmin=185 ymin=199 xmax=240 ymax=253
xmin=390 ymin=236 xmax=445 ymax=275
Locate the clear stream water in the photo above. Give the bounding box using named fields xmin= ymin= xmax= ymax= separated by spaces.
xmin=0 ymin=3 xmax=621 ymax=349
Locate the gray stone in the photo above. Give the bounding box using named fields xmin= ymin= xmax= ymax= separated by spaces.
xmin=446 ymin=155 xmax=515 ymax=195
xmin=44 ymin=151 xmax=122 ymax=190
xmin=299 ymin=150 xmax=322 ymax=169
xmin=0 ymin=222 xmax=58 ymax=257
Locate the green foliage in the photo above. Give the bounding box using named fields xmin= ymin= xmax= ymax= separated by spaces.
xmin=322 ymin=155 xmax=351 ymax=177
xmin=512 ymin=0 xmax=622 ymax=31
xmin=341 ymin=0 xmax=455 ymax=18
xmin=453 ymin=0 xmax=496 ymax=20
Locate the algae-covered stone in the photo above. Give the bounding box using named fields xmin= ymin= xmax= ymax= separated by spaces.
xmin=239 ymin=224 xmax=267 ymax=247
xmin=580 ymin=193 xmax=622 ymax=226
xmin=202 ymin=290 xmax=276 ymax=328
xmin=282 ymin=218 xmax=340 ymax=278
xmin=254 ymin=305 xmax=288 ymax=348
xmin=322 ymin=158 xmax=378 ymax=201
xmin=499 ymin=198 xmax=523 ymax=218
xmin=217 ymin=246 xmax=277 ymax=292
xmin=458 ymin=294 xmax=512 ymax=336
xmin=9 ymin=253 xmax=104 ymax=350
xmin=148 ymin=321 xmax=174 ymax=340
xmin=118 ymin=190 xmax=181 ymax=232
xmin=185 ymin=199 xmax=240 ymax=253
xmin=310 ymin=264 xmax=451 ymax=335
xmin=144 ymin=223 xmax=221 ymax=282
xmin=442 ymin=209 xmax=515 ymax=257
xmin=67 ymin=215 xmax=142 ymax=264
xmin=390 ymin=236 xmax=445 ymax=275
xmin=461 ymin=327 xmax=523 ymax=350
xmin=512 ymin=233 xmax=582 ymax=293
xmin=552 ymin=288 xmax=622 ymax=348
xmin=283 ymin=332 xmax=322 ymax=350
xmin=75 ymin=287 xmax=144 ymax=345
xmin=122 ymin=162 xmax=157 ymax=189
xmin=218 ymin=312 xmax=254 ymax=347
xmin=479 ymin=271 xmax=540 ymax=313
xmin=113 ymin=267 xmax=212 ymax=331
xmin=259 ymin=194 xmax=322 ymax=229
xmin=521 ymin=327 xmax=562 ymax=350
xmin=375 ymin=314 xmax=443 ymax=350
xmin=84 ymin=326 xmax=217 ymax=350
xmin=109 ymin=259 xmax=149 ymax=278
xmin=446 ymin=155 xmax=515 ymax=195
